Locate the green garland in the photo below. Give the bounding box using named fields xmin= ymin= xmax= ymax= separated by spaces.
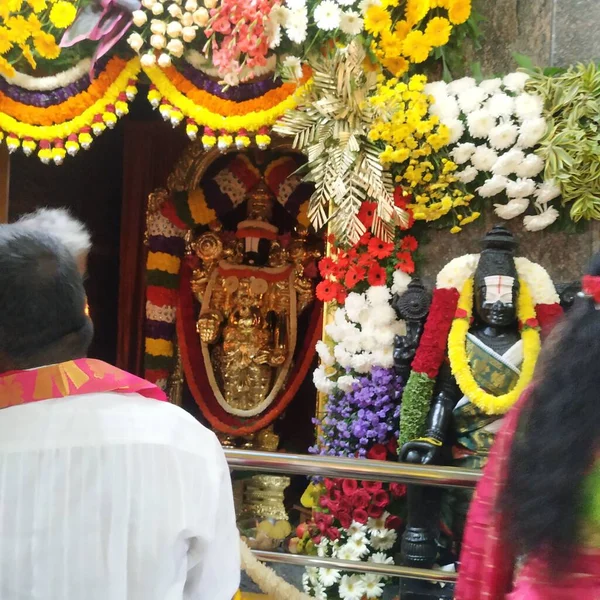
xmin=399 ymin=371 xmax=436 ymax=447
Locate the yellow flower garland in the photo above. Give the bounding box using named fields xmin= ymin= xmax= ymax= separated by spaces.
xmin=144 ymin=64 xmax=310 ymax=133
xmin=447 ymin=277 xmax=541 ymax=415
xmin=0 ymin=58 xmax=141 ymax=140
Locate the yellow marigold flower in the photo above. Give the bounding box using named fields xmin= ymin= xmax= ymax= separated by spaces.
xmin=27 ymin=14 xmax=43 ymax=33
xmin=27 ymin=0 xmax=47 ymax=12
xmin=383 ymin=56 xmax=409 ymax=77
xmin=0 ymin=27 xmax=12 ymax=55
xmin=425 ymin=16 xmax=452 ymax=47
xmin=394 ymin=19 xmax=411 ymax=40
xmin=448 ymin=0 xmax=471 ymax=25
xmin=405 ymin=0 xmax=430 ymax=25
xmin=402 ymin=30 xmax=432 ymax=63
xmin=0 ymin=56 xmax=15 ymax=78
xmin=364 ymin=5 xmax=392 ymax=37
xmin=8 ymin=0 xmax=24 ymax=10
xmin=6 ymin=16 xmax=31 ymax=45
xmin=20 ymin=44 xmax=37 ymax=69
xmin=49 ymin=1 xmax=77 ymax=29
xmin=461 ymin=211 xmax=481 ymax=225
xmin=33 ymin=31 xmax=61 ymax=59
xmin=450 ymin=225 xmax=462 ymax=234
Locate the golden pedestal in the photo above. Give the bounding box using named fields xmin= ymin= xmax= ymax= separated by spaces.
xmin=241 ymin=475 xmax=290 ymax=521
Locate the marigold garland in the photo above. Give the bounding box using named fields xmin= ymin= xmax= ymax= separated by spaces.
xmin=447 ymin=277 xmax=541 ymax=415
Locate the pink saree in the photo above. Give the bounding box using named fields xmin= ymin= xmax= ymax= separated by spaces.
xmin=455 ymin=389 xmax=600 ymax=599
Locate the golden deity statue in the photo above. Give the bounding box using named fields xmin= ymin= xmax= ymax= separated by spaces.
xmin=191 ymin=180 xmax=319 ymax=449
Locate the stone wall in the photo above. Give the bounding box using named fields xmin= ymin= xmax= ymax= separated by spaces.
xmin=419 ymin=0 xmax=600 ymax=285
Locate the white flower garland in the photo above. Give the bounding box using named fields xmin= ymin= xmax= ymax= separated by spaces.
xmin=426 ymin=73 xmax=560 ymax=231
xmin=313 ymin=284 xmax=409 ymax=395
xmin=240 ymin=538 xmax=313 ymax=600
xmin=2 ymin=59 xmax=92 ymax=91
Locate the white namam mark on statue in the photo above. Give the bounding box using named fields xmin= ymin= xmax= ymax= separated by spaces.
xmin=483 ymin=275 xmax=515 ymax=304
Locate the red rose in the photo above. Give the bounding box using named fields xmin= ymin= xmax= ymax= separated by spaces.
xmin=386 ymin=438 xmax=398 ymax=456
xmin=367 ymin=444 xmax=388 ymax=462
xmin=389 ymin=482 xmax=407 ymax=498
xmin=326 ymin=527 xmax=341 ymax=541
xmin=327 ymin=501 xmax=339 ymax=514
xmin=329 ymin=488 xmax=342 ymax=503
xmin=337 ymin=511 xmax=352 ymax=529
xmin=316 ymin=280 xmax=338 ymax=302
xmin=400 ymin=235 xmax=418 ymax=252
xmin=373 ymin=489 xmax=390 ymax=508
xmin=358 ymin=201 xmax=377 ymax=228
xmin=338 ymin=497 xmax=353 ymax=513
xmin=367 ymin=504 xmax=385 ymax=518
xmin=368 ymin=236 xmax=395 ymax=260
xmin=352 ymin=489 xmax=371 ymax=509
xmin=362 ymin=480 xmax=383 ymax=493
xmin=353 ymin=508 xmax=368 ymax=524
xmin=315 ymin=513 xmax=334 ymax=532
xmin=324 ymin=478 xmax=338 ymax=491
xmin=344 ymin=266 xmax=366 ymax=289
xmin=385 ymin=515 xmax=403 ymax=530
xmin=312 ymin=534 xmax=322 ymax=544
xmin=342 ymin=479 xmax=359 ymax=496
xmin=318 ymin=257 xmax=336 ymax=278
xmin=319 ymin=496 xmax=329 ymax=508
xmin=368 ymin=264 xmax=387 ymax=286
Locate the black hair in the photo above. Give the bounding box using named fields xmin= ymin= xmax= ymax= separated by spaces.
xmin=501 ymin=252 xmax=600 ymax=569
xmin=0 ymin=228 xmax=93 ymax=372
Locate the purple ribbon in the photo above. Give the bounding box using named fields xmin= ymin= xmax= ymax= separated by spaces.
xmin=60 ymin=0 xmax=140 ymax=78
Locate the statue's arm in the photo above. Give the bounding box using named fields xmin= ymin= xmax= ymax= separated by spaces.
xmin=423 ymin=361 xmax=461 ymax=443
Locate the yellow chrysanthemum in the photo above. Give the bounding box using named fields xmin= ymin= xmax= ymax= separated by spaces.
xmin=402 ymin=30 xmax=432 ymax=63
xmin=27 ymin=0 xmax=48 ymax=12
xmin=27 ymin=14 xmax=43 ymax=33
xmin=33 ymin=31 xmax=61 ymax=59
xmin=380 ymin=30 xmax=404 ymax=56
xmin=405 ymin=0 xmax=430 ymax=26
xmin=383 ymin=56 xmax=409 ymax=77
xmin=394 ymin=19 xmax=411 ymax=41
xmin=364 ymin=5 xmax=392 ymax=37
xmin=0 ymin=56 xmax=16 ymax=78
xmin=20 ymin=44 xmax=37 ymax=69
xmin=6 ymin=16 xmax=32 ymax=45
xmin=425 ymin=16 xmax=452 ymax=47
xmin=49 ymin=1 xmax=77 ymax=29
xmin=448 ymin=0 xmax=471 ymax=25
xmin=8 ymin=0 xmax=24 ymax=10
xmin=0 ymin=27 xmax=12 ymax=55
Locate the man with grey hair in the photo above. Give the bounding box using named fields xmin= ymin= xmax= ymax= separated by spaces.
xmin=0 ymin=228 xmax=240 ymax=599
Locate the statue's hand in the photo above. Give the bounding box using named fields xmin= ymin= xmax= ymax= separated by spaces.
xmin=400 ymin=440 xmax=442 ymax=466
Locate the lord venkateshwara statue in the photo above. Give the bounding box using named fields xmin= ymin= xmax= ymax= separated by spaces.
xmin=397 ymin=226 xmax=560 ymax=576
xmin=190 ymin=180 xmax=318 ymax=450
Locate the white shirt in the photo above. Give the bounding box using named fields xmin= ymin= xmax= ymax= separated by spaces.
xmin=0 ymin=392 xmax=240 ymax=600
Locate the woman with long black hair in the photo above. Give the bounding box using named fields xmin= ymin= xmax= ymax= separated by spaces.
xmin=456 ymin=254 xmax=600 ymax=599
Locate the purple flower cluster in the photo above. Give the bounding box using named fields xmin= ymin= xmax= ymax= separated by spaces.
xmin=310 ymin=366 xmax=403 ymax=459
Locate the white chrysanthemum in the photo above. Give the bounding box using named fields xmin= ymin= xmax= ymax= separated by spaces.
xmin=285 ymin=6 xmax=308 ymax=42
xmin=506 ymin=177 xmax=536 ymax=198
xmin=334 ymin=307 xmax=348 ymax=326
xmin=340 ymin=10 xmax=363 ymax=34
xmin=367 ymin=512 xmax=390 ymax=535
xmin=445 ymin=118 xmax=465 ymax=144
xmin=470 ymin=145 xmax=498 ymax=171
xmin=340 ymin=332 xmax=362 ymax=354
xmin=478 ymin=175 xmax=510 ymax=197
xmin=319 ymin=567 xmax=341 ymax=587
xmin=424 ymin=80 xmax=448 ymax=97
xmin=457 ymin=86 xmax=488 ymax=113
xmin=359 ymin=334 xmax=380 ymax=352
xmin=488 ymin=122 xmax=519 ymax=150
xmin=486 ymin=93 xmax=515 ymax=118
xmin=503 ymin=71 xmax=530 ymax=93
xmin=366 ymin=285 xmax=391 ymax=307
xmin=514 ymin=93 xmax=543 ymax=121
xmin=339 ymin=574 xmax=367 ymax=600
xmin=369 ymin=551 xmax=394 ymax=564
xmin=337 ymin=544 xmax=362 ymax=562
xmin=436 ymin=254 xmax=479 ymax=289
xmin=429 ymin=95 xmax=460 ymax=121
xmin=523 ymin=207 xmax=560 ymax=231
xmin=517 ymin=117 xmax=547 ymax=148
xmin=373 ymin=327 xmax=395 ymax=348
xmin=368 ymin=304 xmax=396 ymax=327
xmin=456 ymin=166 xmax=478 ymax=184
xmin=494 ymin=197 xmax=530 ymax=219
xmin=313 ymin=365 xmax=335 ymax=393
xmin=372 ymin=347 xmax=394 ymax=369
xmin=514 ymin=153 xmax=544 ymax=178
xmin=450 ymin=142 xmax=476 ymax=165
xmin=370 ymin=529 xmax=397 ymax=551
xmin=316 ymin=340 xmax=335 ymax=366
xmin=515 ymin=256 xmax=560 ymax=304
xmin=479 ymin=77 xmax=502 ymax=93
xmin=391 ymin=270 xmax=411 ymax=296
xmin=492 ymin=149 xmax=526 ymax=176
xmin=351 ymin=353 xmax=373 ymax=373
xmin=314 ymin=0 xmax=341 ymax=30
xmin=447 ymin=76 xmax=476 ymax=95
xmin=334 ymin=344 xmax=354 ymax=368
xmin=325 ymin=322 xmax=344 ymax=343
xmin=534 ymin=180 xmax=561 ymax=204
xmin=362 ymin=573 xmax=385 ymax=599
xmin=467 ymin=109 xmax=496 ymax=138
xmin=345 ymin=292 xmax=368 ymax=322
